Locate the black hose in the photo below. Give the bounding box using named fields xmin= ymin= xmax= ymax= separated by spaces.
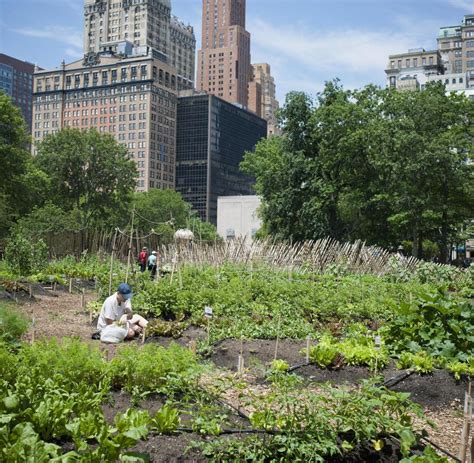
xmin=420 ymin=436 xmax=461 ymax=462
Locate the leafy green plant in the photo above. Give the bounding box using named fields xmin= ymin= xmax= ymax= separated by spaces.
xmin=151 ymin=405 xmax=180 ymax=434
xmin=270 ymin=359 xmax=290 ymax=372
xmin=396 ymin=352 xmax=435 ymax=374
xmin=305 ymin=335 xmax=339 ymax=368
xmin=382 ymin=289 xmax=474 ymax=362
xmin=0 ymin=304 xmax=29 ymax=344
xmin=4 ymin=231 xmax=47 ymax=276
xmin=446 ymin=359 xmax=474 ymax=380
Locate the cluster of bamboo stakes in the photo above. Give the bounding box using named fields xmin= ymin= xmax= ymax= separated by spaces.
xmin=159 ymin=237 xmax=422 ymax=276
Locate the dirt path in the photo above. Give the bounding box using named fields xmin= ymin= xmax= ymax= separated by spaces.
xmin=19 ymin=290 xmax=97 ymax=341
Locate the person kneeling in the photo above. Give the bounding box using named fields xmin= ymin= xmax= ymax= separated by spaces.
xmin=97 ymin=283 xmax=148 ymax=343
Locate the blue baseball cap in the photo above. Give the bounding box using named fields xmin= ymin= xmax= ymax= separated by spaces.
xmin=117 ymin=283 xmax=133 ymax=300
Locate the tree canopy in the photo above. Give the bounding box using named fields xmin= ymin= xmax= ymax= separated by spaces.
xmin=242 ymin=82 xmax=474 ymax=261
xmin=34 ymin=128 xmax=138 ymax=227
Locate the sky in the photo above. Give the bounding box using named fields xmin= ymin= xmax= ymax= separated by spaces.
xmin=1 ymin=0 xmax=473 ymax=103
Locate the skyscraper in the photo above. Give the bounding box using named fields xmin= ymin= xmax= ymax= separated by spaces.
xmin=32 ymin=0 xmax=194 ymax=192
xmin=197 ymin=0 xmax=251 ymax=107
xmin=0 ymin=53 xmax=35 ymax=132
xmin=176 ymin=93 xmax=267 ymax=224
xmin=83 ymin=0 xmax=195 ymax=89
xmin=251 ymin=63 xmax=280 ymax=136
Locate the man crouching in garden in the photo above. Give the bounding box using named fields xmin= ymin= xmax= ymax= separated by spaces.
xmin=97 ymin=283 xmax=148 ymax=342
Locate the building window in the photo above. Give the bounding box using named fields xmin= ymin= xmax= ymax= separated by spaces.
xmin=429 ymin=56 xmax=434 ymax=65
xmin=405 ymin=58 xmax=410 ymax=67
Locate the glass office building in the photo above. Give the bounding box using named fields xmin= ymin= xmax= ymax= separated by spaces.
xmin=0 ymin=54 xmax=35 ymax=132
xmin=176 ymin=94 xmax=267 ymax=224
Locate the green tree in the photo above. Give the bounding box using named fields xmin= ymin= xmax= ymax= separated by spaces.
xmin=34 ymin=128 xmax=137 ymax=227
xmin=243 ymin=82 xmax=474 ymax=261
xmin=0 ymin=93 xmax=31 ymax=233
xmin=133 ymin=189 xmax=218 ymax=243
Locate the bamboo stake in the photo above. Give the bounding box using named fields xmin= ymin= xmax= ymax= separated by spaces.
xmin=125 ymin=207 xmax=136 ymax=284
xmin=306 ymin=335 xmax=311 ymax=363
xmin=459 ymin=381 xmax=473 ymax=462
xmin=108 ymin=229 xmax=118 ymax=295
xmin=274 ymin=312 xmax=281 ymax=361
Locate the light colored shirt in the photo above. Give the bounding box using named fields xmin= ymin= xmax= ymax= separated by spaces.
xmin=97 ymin=293 xmax=132 ymax=332
xmin=148 ymin=254 xmax=157 ymax=266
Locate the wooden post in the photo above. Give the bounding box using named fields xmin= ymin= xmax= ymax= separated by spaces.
xmin=108 ymin=229 xmax=118 ymax=295
xmin=274 ymin=312 xmax=281 ymax=361
xmin=69 ymin=278 xmax=73 ymax=294
xmin=170 ymin=254 xmax=177 ymax=284
xmin=207 ymin=316 xmax=211 ymax=345
xmin=141 ymin=328 xmax=146 ymax=344
xmin=237 ymin=338 xmax=244 ymax=375
xmin=31 ymin=316 xmax=35 ymax=344
xmin=189 ymin=340 xmax=197 ymax=354
xmin=305 ymin=335 xmax=311 ymax=363
xmin=81 ymin=288 xmax=85 ymax=309
xmin=29 ymin=284 xmax=33 ymax=299
xmin=53 ymin=282 xmax=57 ymax=293
xmin=459 ymin=382 xmax=473 ymax=462
xmin=125 ymin=208 xmax=136 ymax=284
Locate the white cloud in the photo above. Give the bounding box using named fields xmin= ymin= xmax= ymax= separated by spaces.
xmin=13 ymin=26 xmax=83 ymax=54
xmin=248 ymin=17 xmax=440 ymax=100
xmin=447 ymin=0 xmax=474 ymax=11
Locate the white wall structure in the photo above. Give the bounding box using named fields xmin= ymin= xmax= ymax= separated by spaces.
xmin=217 ymin=196 xmax=261 ymax=241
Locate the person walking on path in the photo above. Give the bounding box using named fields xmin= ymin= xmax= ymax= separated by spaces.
xmin=138 ymin=247 xmax=148 ymax=272
xmin=147 ymin=251 xmax=158 ymax=280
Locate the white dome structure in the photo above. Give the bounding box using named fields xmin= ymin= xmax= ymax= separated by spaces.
xmin=174 ymin=229 xmax=194 ymax=241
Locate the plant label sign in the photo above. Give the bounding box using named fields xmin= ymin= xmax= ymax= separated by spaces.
xmin=374 ymin=335 xmax=382 ymax=350
xmin=204 ymin=306 xmax=213 ymax=318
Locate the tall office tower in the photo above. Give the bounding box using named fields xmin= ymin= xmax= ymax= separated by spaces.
xmin=0 ymin=53 xmax=35 ymax=132
xmin=197 ymin=0 xmax=251 ymax=107
xmin=251 ymin=63 xmax=280 ymax=136
xmin=438 ymin=15 xmax=474 ymax=75
xmin=176 ymin=93 xmax=267 ymax=224
xmin=32 ymin=51 xmax=178 ymax=192
xmin=83 ymin=0 xmax=195 ymax=87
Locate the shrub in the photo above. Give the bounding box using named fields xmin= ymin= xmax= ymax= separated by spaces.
xmin=0 ymin=304 xmax=29 ymax=343
xmin=4 ymin=231 xmax=47 ymax=276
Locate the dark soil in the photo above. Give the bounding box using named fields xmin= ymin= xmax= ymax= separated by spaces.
xmin=132 ymin=433 xmax=206 ymax=463
xmin=146 ymin=326 xmax=207 ymax=349
xmin=211 ymin=339 xmax=308 ymax=373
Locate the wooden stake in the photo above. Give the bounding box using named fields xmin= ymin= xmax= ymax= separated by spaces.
xmin=31 ymin=315 xmax=35 ymax=345
xmin=237 ymin=355 xmax=244 ymax=375
xmin=207 ymin=316 xmax=211 ymax=345
xmin=189 ymin=340 xmax=197 ymax=354
xmin=306 ymin=335 xmax=311 ymax=363
xmin=29 ymin=284 xmax=33 ymax=299
xmin=274 ymin=312 xmax=281 ymax=361
xmin=125 ymin=207 xmax=136 ymax=284
xmin=69 ymin=278 xmax=73 ymax=294
xmin=81 ymin=288 xmax=85 ymax=309
xmin=459 ymin=382 xmax=473 ymax=462
xmin=108 ymin=229 xmax=118 ymax=295
xmin=53 ymin=282 xmax=57 ymax=293
xmin=141 ymin=328 xmax=146 ymax=344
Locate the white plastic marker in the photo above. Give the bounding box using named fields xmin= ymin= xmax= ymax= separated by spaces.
xmin=374 ymin=335 xmax=382 ymax=350
xmin=205 ymin=306 xmax=213 ymax=344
